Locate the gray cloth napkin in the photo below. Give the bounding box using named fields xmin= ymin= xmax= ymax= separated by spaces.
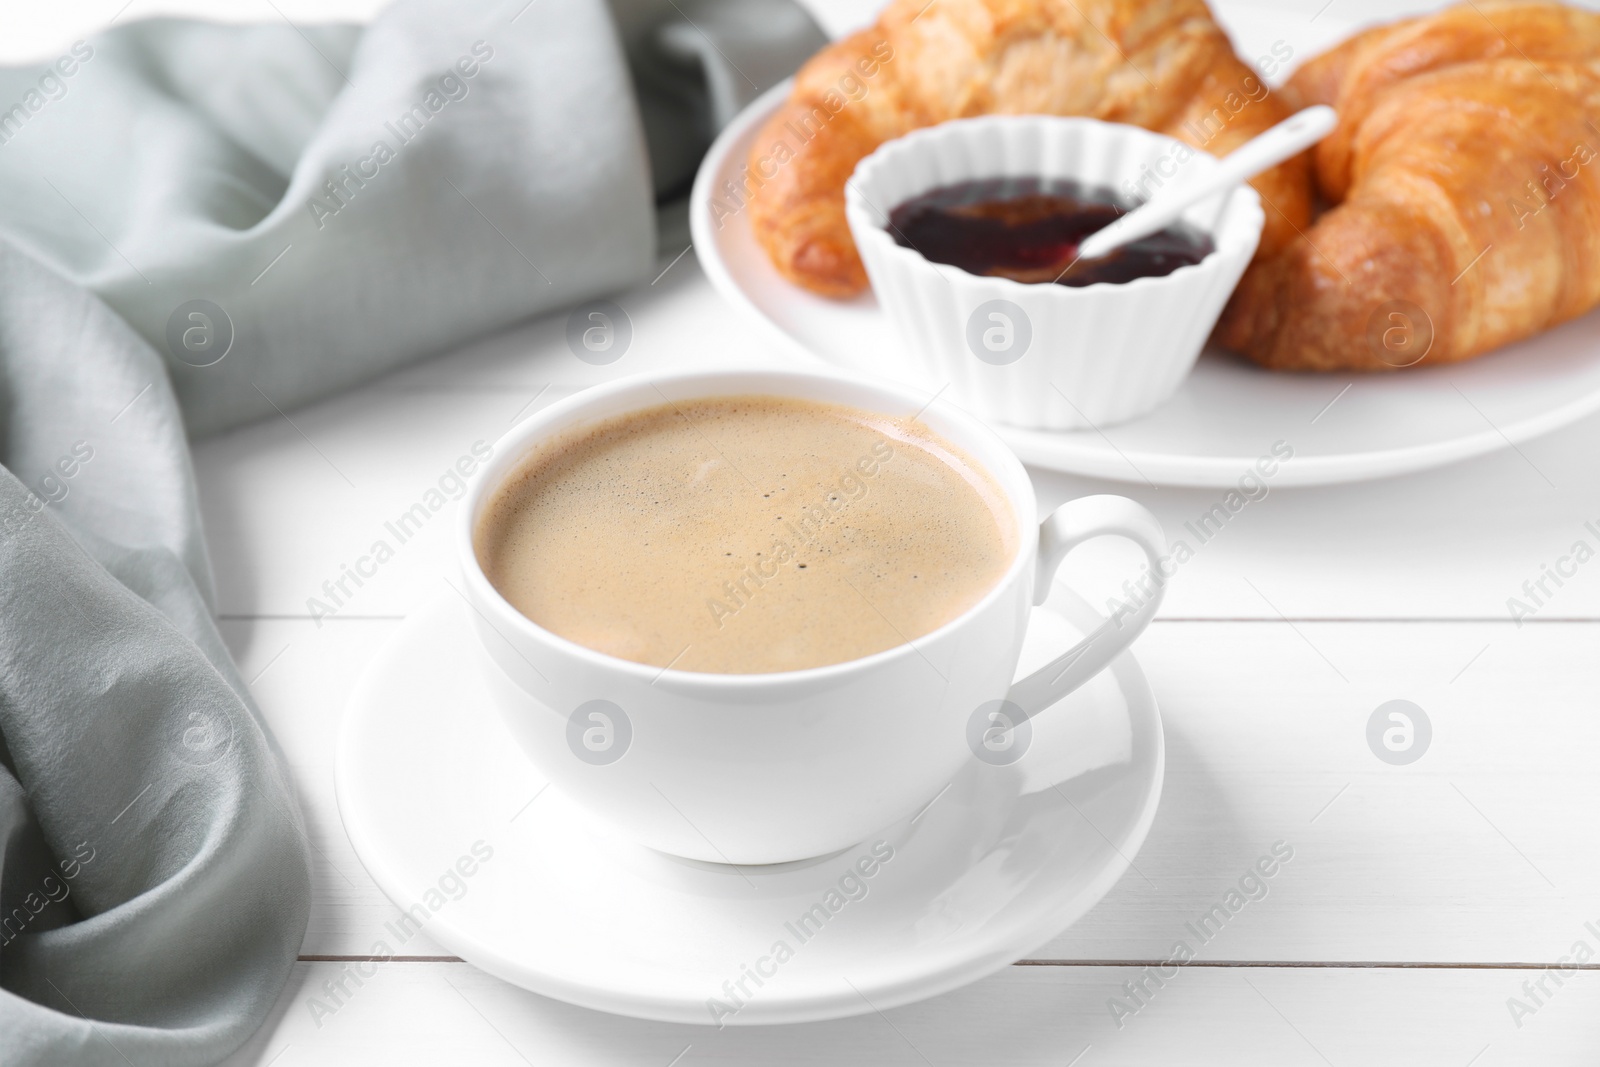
xmin=0 ymin=0 xmax=822 ymax=1064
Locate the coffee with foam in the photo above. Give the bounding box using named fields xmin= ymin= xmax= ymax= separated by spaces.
xmin=474 ymin=395 xmax=1016 ymax=674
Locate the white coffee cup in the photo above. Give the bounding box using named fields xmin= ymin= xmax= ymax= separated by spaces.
xmin=457 ymin=368 xmax=1166 ymax=865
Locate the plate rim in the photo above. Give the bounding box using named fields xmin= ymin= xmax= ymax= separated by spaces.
xmin=334 ymin=588 xmax=1166 ymax=1026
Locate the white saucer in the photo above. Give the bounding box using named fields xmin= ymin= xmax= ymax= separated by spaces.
xmin=690 ymin=79 xmax=1600 ymax=488
xmin=335 ymin=583 xmax=1163 ymax=1026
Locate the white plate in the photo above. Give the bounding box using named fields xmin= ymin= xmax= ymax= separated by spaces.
xmin=335 ymin=583 xmax=1163 ymax=1026
xmin=690 ymin=79 xmax=1600 ymax=487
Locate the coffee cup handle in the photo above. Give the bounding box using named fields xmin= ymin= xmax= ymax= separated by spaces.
xmin=1007 ymin=495 xmax=1166 ymax=715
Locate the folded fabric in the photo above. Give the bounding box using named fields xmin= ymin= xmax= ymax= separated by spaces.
xmin=0 ymin=240 xmax=309 ymax=1067
xmin=0 ymin=0 xmax=822 ymax=1064
xmin=0 ymin=0 xmax=822 ymax=438
xmin=2 ymin=0 xmax=654 ymax=439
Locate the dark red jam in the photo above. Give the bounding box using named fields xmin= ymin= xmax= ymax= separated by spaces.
xmin=886 ymin=178 xmax=1214 ymax=287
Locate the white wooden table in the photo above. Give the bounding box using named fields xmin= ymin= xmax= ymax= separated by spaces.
xmin=24 ymin=0 xmax=1600 ymax=1062
xmin=198 ymin=259 xmax=1600 ymax=1066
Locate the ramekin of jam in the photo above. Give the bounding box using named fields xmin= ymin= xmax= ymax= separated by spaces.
xmin=845 ymin=116 xmax=1265 ymax=431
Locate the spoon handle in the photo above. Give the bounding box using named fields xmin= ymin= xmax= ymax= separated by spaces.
xmin=1076 ymin=105 xmax=1338 ymax=261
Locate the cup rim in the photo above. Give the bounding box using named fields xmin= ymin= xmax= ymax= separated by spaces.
xmin=844 ymin=113 xmax=1265 ymax=298
xmin=457 ymin=366 xmax=1040 ymax=689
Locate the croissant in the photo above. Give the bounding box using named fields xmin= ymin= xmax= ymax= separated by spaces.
xmin=1219 ymin=2 xmax=1600 ymax=371
xmin=743 ymin=0 xmax=1312 ymax=298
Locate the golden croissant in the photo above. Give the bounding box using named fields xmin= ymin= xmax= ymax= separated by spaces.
xmin=1220 ymin=1 xmax=1600 ymax=371
xmin=743 ymin=0 xmax=1312 ymax=298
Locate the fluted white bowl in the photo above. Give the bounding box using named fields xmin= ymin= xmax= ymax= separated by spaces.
xmin=846 ymin=115 xmax=1264 ymax=431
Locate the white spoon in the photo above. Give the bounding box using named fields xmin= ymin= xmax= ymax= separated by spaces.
xmin=1074 ymin=104 xmax=1338 ymax=262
